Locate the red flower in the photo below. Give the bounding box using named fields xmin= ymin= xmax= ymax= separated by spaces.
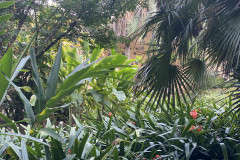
xmin=132 ymin=121 xmax=136 ymax=125
xmin=156 ymin=155 xmax=160 ymax=158
xmin=153 ymin=158 xmax=155 ymax=160
xmin=188 ymin=125 xmax=195 ymax=131
xmin=68 ymin=149 xmax=71 ymax=154
xmin=196 ymin=125 xmax=202 ymax=132
xmin=108 ymin=112 xmax=112 ymax=116
xmin=190 ymin=110 xmax=197 ymax=119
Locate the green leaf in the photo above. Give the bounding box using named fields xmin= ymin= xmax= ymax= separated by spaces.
xmin=95 ymin=145 xmax=113 ymax=160
xmin=34 ymin=142 xmax=42 ymax=157
xmin=171 ymin=118 xmax=179 ymax=137
xmin=9 ymin=142 xmax=21 ymax=158
xmin=30 ymin=48 xmax=45 ymax=114
xmin=0 ymin=143 xmax=8 ymax=156
xmin=181 ymin=120 xmax=195 ymax=137
xmin=76 ymin=133 xmax=89 ymax=159
xmin=0 ymin=48 xmax=12 ymax=105
xmin=90 ymin=46 xmax=102 ymax=63
xmin=40 ymin=128 xmax=63 ymax=142
xmin=0 ymin=30 xmax=5 ymax=36
xmin=112 ymin=88 xmax=126 ymax=102
xmin=220 ymin=143 xmax=228 ymax=160
xmin=46 ymin=84 xmax=82 ymax=108
xmin=0 ymin=132 xmax=49 ymax=146
xmin=0 ymin=1 xmax=15 ymax=9
xmin=43 ymin=137 xmax=52 ymax=160
xmin=113 ymin=147 xmax=119 ymax=160
xmin=37 ymin=103 xmax=70 ymax=123
xmin=0 ymin=113 xmax=18 ymax=133
xmin=65 ymin=126 xmax=85 ymax=155
xmin=50 ymin=138 xmax=65 ymax=160
xmin=21 ymin=139 xmax=29 ymax=160
xmin=89 ymin=89 xmax=103 ymax=102
xmin=0 ymin=14 xmax=13 ymax=23
xmin=46 ymin=45 xmax=63 ymax=101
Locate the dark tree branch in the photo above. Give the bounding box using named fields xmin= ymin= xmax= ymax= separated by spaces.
xmin=36 ymin=21 xmax=77 ymax=59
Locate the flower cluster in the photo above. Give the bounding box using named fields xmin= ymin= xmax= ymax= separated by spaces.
xmin=190 ymin=110 xmax=198 ymax=119
xmin=153 ymin=154 xmax=161 ymax=159
xmin=128 ymin=121 xmax=136 ymax=125
xmin=189 ymin=125 xmax=202 ymax=132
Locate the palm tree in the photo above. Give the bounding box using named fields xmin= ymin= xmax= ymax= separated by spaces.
xmin=133 ymin=0 xmax=240 ymax=111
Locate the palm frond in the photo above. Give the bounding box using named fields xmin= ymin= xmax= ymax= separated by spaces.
xmin=199 ymin=1 xmax=240 ymax=74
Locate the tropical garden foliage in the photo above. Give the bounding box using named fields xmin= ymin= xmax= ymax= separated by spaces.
xmin=1 ymin=0 xmax=240 ymax=159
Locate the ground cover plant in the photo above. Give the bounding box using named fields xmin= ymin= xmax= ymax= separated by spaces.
xmin=1 ymin=0 xmax=240 ymax=160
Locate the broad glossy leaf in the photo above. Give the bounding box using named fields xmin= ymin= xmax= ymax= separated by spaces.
xmin=112 ymin=88 xmax=126 ymax=102
xmin=0 ymin=1 xmax=15 ymax=9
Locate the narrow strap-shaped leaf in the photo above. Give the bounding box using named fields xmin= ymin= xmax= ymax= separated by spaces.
xmin=65 ymin=126 xmax=84 ymax=155
xmin=0 ymin=143 xmax=8 ymax=156
xmin=171 ymin=118 xmax=179 ymax=137
xmin=95 ymin=145 xmax=113 ymax=160
xmin=76 ymin=133 xmax=89 ymax=159
xmin=43 ymin=137 xmax=52 ymax=160
xmin=9 ymin=142 xmax=21 ymax=159
xmin=220 ymin=143 xmax=228 ymax=160
xmin=46 ymin=45 xmax=63 ymax=101
xmin=21 ymin=139 xmax=29 ymax=160
xmin=30 ymin=47 xmax=45 ymax=114
xmin=0 ymin=132 xmax=49 ymax=146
